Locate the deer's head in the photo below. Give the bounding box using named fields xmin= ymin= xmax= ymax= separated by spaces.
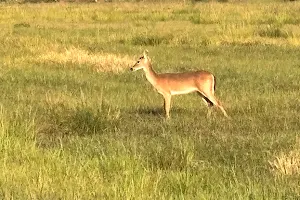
xmin=130 ymin=50 xmax=150 ymax=72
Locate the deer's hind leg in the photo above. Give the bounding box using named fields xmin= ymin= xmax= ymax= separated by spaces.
xmin=196 ymin=75 xmax=229 ymax=118
xmin=198 ymin=92 xmax=214 ymax=117
xmin=198 ymin=91 xmax=229 ymax=118
xmin=207 ymin=95 xmax=229 ymax=118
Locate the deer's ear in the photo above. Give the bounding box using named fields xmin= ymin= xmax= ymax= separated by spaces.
xmin=143 ymin=50 xmax=149 ymax=59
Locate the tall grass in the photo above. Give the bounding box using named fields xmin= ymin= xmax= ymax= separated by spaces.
xmin=0 ymin=2 xmax=300 ymax=199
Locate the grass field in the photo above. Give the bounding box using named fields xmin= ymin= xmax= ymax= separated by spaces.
xmin=1 ymin=1 xmax=300 ymax=199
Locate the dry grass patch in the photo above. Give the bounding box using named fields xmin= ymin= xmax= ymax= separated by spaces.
xmin=269 ymin=139 xmax=300 ymax=176
xmin=38 ymin=47 xmax=132 ymax=73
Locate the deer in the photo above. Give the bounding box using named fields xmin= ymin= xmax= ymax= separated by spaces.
xmin=130 ymin=50 xmax=229 ymax=119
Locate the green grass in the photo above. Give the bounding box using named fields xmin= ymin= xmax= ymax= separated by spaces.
xmin=1 ymin=2 xmax=300 ymax=199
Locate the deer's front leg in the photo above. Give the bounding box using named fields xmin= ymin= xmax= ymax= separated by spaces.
xmin=163 ymin=94 xmax=171 ymax=118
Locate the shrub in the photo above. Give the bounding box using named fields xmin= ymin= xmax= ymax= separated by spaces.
xmin=14 ymin=23 xmax=30 ymax=28
xmin=131 ymin=34 xmax=173 ymax=46
xmin=257 ymin=24 xmax=289 ymax=38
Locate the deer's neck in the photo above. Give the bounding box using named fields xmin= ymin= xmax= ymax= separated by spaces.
xmin=144 ymin=63 xmax=158 ymax=87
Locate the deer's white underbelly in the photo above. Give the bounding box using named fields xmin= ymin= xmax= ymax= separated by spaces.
xmin=170 ymin=88 xmax=198 ymax=95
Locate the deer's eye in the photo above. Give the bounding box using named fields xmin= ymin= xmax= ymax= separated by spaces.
xmin=137 ymin=61 xmax=140 ymax=63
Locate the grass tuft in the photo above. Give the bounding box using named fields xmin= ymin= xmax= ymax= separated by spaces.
xmin=269 ymin=139 xmax=300 ymax=176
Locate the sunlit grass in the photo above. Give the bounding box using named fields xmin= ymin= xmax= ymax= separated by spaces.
xmin=38 ymin=47 xmax=132 ymax=73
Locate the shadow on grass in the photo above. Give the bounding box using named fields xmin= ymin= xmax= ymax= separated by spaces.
xmin=36 ymin=104 xmax=120 ymax=148
xmin=136 ymin=107 xmax=164 ymax=116
xmin=130 ymin=107 xmax=191 ymax=118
